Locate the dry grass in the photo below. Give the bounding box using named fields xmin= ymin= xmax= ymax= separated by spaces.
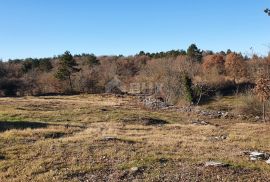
xmin=0 ymin=94 xmax=270 ymax=181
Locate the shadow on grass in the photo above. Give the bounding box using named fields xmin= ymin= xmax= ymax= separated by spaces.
xmin=0 ymin=154 xmax=5 ymax=160
xmin=0 ymin=121 xmax=48 ymax=132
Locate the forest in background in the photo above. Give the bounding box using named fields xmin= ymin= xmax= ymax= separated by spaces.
xmin=0 ymin=44 xmax=269 ymax=119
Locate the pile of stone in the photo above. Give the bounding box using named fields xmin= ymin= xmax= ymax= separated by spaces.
xmin=198 ymin=110 xmax=231 ymax=119
xmin=102 ymin=136 xmax=119 ymax=141
xmin=191 ymin=119 xmax=209 ymax=125
xmin=143 ymin=97 xmax=167 ymax=109
xmin=209 ymin=134 xmax=228 ymax=142
xmin=244 ymin=151 xmax=270 ymax=164
xmin=205 ymin=161 xmax=229 ymax=167
xmin=176 ymin=106 xmax=233 ymax=119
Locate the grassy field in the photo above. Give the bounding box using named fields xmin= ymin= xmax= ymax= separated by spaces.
xmin=0 ymin=94 xmax=270 ymax=181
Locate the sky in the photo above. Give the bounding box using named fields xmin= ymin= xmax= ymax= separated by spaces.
xmin=0 ymin=0 xmax=269 ymax=60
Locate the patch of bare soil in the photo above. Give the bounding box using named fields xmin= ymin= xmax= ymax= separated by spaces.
xmin=68 ymin=160 xmax=270 ymax=182
xmin=122 ymin=116 xmax=168 ymax=126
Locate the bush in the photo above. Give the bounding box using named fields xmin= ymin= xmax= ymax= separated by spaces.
xmin=237 ymin=91 xmax=270 ymax=117
xmin=0 ymin=79 xmax=24 ymax=96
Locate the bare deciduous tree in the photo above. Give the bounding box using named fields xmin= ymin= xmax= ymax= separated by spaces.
xmin=255 ymin=76 xmax=270 ymax=122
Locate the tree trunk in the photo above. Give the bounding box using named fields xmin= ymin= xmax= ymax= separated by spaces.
xmin=196 ymin=89 xmax=202 ymax=106
xmin=236 ymin=84 xmax=239 ymax=95
xmin=263 ymin=101 xmax=266 ymax=122
xmin=68 ymin=75 xmax=73 ymax=92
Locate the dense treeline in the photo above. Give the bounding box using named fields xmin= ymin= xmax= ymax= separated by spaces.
xmin=0 ymin=44 xmax=269 ymax=105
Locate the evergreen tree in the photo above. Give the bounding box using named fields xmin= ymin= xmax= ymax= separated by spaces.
xmin=187 ymin=44 xmax=202 ymax=62
xmin=85 ymin=54 xmax=100 ymax=67
xmin=55 ymin=51 xmax=80 ymax=91
xmin=264 ymin=8 xmax=270 ymax=16
xmin=182 ymin=74 xmax=193 ymax=103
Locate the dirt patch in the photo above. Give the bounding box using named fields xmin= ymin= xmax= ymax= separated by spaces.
xmin=99 ymin=136 xmax=136 ymax=144
xmin=0 ymin=121 xmax=48 ymax=132
xmin=17 ymin=102 xmax=63 ymax=111
xmin=43 ymin=132 xmax=67 ymax=139
xmin=0 ymin=154 xmax=5 ymax=160
xmin=122 ymin=117 xmax=168 ymax=126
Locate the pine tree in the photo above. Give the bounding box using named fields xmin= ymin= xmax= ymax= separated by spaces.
xmin=55 ymin=51 xmax=80 ymax=92
xmin=187 ymin=44 xmax=202 ymax=62
xmin=264 ymin=8 xmax=270 ymax=16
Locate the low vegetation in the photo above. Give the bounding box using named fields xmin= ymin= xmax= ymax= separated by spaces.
xmin=0 ymin=44 xmax=269 ymax=181
xmin=1 ymin=45 xmax=269 ymax=120
xmin=0 ymin=95 xmax=270 ymax=181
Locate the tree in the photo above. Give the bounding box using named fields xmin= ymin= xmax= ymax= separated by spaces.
xmin=255 ymin=76 xmax=270 ymax=122
xmin=225 ymin=53 xmax=247 ymax=83
xmin=39 ymin=58 xmax=53 ymax=72
xmin=0 ymin=78 xmax=24 ymax=96
xmin=0 ymin=61 xmax=7 ymax=78
xmin=202 ymin=54 xmax=225 ymax=74
xmin=264 ymin=8 xmax=270 ymax=16
xmin=55 ymin=51 xmax=80 ymax=92
xmin=84 ymin=54 xmax=100 ymax=67
xmin=187 ymin=44 xmax=202 ymax=62
xmin=182 ymin=74 xmax=193 ymax=103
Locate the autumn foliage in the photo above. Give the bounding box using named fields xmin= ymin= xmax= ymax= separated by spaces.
xmin=202 ymin=54 xmax=225 ymax=74
xmin=0 ymin=44 xmax=269 ymax=112
xmin=225 ymin=53 xmax=248 ymax=83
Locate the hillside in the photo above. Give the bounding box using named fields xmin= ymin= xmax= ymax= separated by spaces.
xmin=0 ymin=95 xmax=270 ymax=181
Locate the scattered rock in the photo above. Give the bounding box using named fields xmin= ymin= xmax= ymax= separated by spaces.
xmin=130 ymin=167 xmax=139 ymax=172
xmin=222 ymin=112 xmax=229 ymax=118
xmin=244 ymin=151 xmax=270 ymax=161
xmin=143 ymin=97 xmax=167 ymax=110
xmin=209 ymin=134 xmax=228 ymax=141
xmin=191 ymin=119 xmax=209 ymax=125
xmin=249 ymin=151 xmax=269 ymax=161
xmin=205 ymin=161 xmax=229 ymax=167
xmin=255 ymin=116 xmax=260 ymax=120
xmin=100 ymin=136 xmax=136 ymax=144
xmin=129 ymin=166 xmax=144 ymax=175
xmin=44 ymin=132 xmax=66 ymax=139
xmin=102 ymin=136 xmax=119 ymax=141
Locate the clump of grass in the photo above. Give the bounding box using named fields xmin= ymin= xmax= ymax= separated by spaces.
xmin=236 ymin=91 xmax=270 ymax=117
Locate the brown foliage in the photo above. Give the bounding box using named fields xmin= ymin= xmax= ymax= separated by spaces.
xmin=255 ymin=76 xmax=270 ymax=102
xmin=254 ymin=76 xmax=270 ymax=121
xmin=202 ymin=54 xmax=225 ymax=74
xmin=225 ymin=53 xmax=248 ymax=82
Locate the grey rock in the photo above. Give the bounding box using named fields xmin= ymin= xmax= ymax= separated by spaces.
xmin=143 ymin=97 xmax=167 ymax=109
xmin=191 ymin=119 xmax=209 ymax=125
xmin=102 ymin=136 xmax=118 ymax=141
xmin=130 ymin=167 xmax=139 ymax=172
xmin=205 ymin=161 xmax=229 ymax=167
xmin=248 ymin=151 xmax=269 ymax=161
xmin=222 ymin=112 xmax=229 ymax=118
xmin=210 ymin=135 xmax=228 ymax=141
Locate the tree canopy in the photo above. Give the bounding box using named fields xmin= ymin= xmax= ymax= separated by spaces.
xmin=187 ymin=44 xmax=202 ymax=62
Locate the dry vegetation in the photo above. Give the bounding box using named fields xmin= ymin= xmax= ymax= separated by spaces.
xmin=1 ymin=94 xmax=270 ymax=181
xmin=0 ymin=45 xmax=270 ymax=181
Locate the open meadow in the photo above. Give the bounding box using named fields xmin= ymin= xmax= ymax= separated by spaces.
xmin=0 ymin=94 xmax=270 ymax=181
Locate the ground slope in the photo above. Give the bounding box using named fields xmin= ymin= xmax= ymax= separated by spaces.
xmin=0 ymin=95 xmax=270 ymax=181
